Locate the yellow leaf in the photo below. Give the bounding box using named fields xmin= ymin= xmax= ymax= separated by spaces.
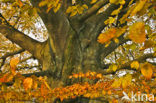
xmin=82 ymin=4 xmax=88 ymax=9
xmin=70 ymin=10 xmax=77 ymax=17
xmin=102 ymin=90 xmax=106 ymax=95
xmin=90 ymin=0 xmax=97 ymax=4
xmin=131 ymin=61 xmax=139 ymax=70
xmin=23 ymin=77 xmax=33 ymax=91
xmin=111 ymin=78 xmax=121 ymax=88
xmin=141 ymin=62 xmax=153 ymax=80
xmin=115 ymin=26 xmax=127 ymax=37
xmin=10 ymin=57 xmax=20 ymax=75
xmin=77 ymin=6 xmax=84 ymax=14
xmin=104 ymin=17 xmax=116 ymax=25
xmin=105 ymin=41 xmax=111 ymax=47
xmin=119 ymin=0 xmax=125 ymax=5
xmin=97 ymin=28 xmax=116 ymax=44
xmin=66 ymin=6 xmax=73 ymax=13
xmin=124 ymin=74 xmax=132 ymax=85
xmin=109 ymin=0 xmax=118 ymax=4
xmin=110 ymin=0 xmax=125 ymax=5
xmin=122 ymin=79 xmax=127 ymax=88
xmin=112 ymin=65 xmax=118 ymax=72
xmin=53 ymin=3 xmax=61 ymax=13
xmin=113 ymin=38 xmax=119 ymax=44
xmin=111 ymin=5 xmax=123 ymax=15
xmin=130 ymin=0 xmax=147 ymax=17
xmin=119 ymin=4 xmax=135 ymax=24
xmin=39 ymin=1 xmax=47 ymax=7
xmin=128 ymin=22 xmax=146 ymax=43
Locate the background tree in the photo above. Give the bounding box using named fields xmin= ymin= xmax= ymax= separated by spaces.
xmin=0 ymin=0 xmax=155 ymax=102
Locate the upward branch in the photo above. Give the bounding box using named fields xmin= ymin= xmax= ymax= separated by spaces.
xmin=79 ymin=0 xmax=109 ymax=22
xmin=0 ymin=13 xmax=46 ymax=60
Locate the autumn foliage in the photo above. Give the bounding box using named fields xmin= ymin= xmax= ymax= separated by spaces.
xmin=0 ymin=57 xmax=155 ymax=102
xmin=0 ymin=0 xmax=156 ymax=102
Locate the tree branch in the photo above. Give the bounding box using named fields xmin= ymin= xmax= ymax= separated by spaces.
xmin=0 ymin=13 xmax=46 ymax=60
xmin=79 ymin=0 xmax=109 ymax=22
xmin=101 ymin=53 xmax=156 ymax=75
xmin=0 ymin=49 xmax=24 ymax=59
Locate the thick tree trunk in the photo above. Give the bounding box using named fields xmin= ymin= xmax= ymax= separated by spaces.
xmin=0 ymin=1 xmax=130 ymax=102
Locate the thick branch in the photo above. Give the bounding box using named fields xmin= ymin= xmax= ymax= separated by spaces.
xmin=0 ymin=14 xmax=46 ymax=60
xmin=102 ymin=36 xmax=129 ymax=58
xmin=79 ymin=0 xmax=109 ymax=22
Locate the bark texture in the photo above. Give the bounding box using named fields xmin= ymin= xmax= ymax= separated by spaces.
xmin=0 ymin=0 xmax=133 ymax=102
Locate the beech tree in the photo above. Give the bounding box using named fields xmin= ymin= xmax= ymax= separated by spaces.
xmin=0 ymin=0 xmax=155 ymax=102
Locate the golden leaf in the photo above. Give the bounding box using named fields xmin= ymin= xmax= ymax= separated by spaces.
xmin=112 ymin=65 xmax=118 ymax=72
xmin=96 ymin=73 xmax=102 ymax=79
xmin=70 ymin=10 xmax=77 ymax=17
xmin=109 ymin=0 xmax=118 ymax=4
xmin=113 ymin=38 xmax=119 ymax=44
xmin=119 ymin=4 xmax=135 ymax=24
xmin=97 ymin=28 xmax=116 ymax=44
xmin=131 ymin=61 xmax=139 ymax=70
xmin=104 ymin=17 xmax=116 ymax=25
xmin=66 ymin=6 xmax=73 ymax=14
xmin=82 ymin=4 xmax=88 ymax=9
xmin=141 ymin=62 xmax=153 ymax=80
xmin=128 ymin=22 xmax=146 ymax=43
xmin=53 ymin=3 xmax=61 ymax=13
xmin=23 ymin=77 xmax=33 ymax=91
xmin=102 ymin=90 xmax=106 ymax=95
xmin=90 ymin=0 xmax=97 ymax=4
xmin=39 ymin=1 xmax=47 ymax=7
xmin=130 ymin=0 xmax=147 ymax=17
xmin=122 ymin=74 xmax=132 ymax=88
xmin=77 ymin=6 xmax=84 ymax=14
xmin=110 ymin=0 xmax=125 ymax=5
xmin=111 ymin=5 xmax=123 ymax=15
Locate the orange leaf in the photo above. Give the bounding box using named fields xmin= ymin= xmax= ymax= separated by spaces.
xmin=97 ymin=28 xmax=116 ymax=44
xmin=10 ymin=57 xmax=20 ymax=75
xmin=128 ymin=22 xmax=146 ymax=43
xmin=107 ymin=90 xmax=112 ymax=95
xmin=0 ymin=73 xmax=9 ymax=83
xmin=141 ymin=62 xmax=153 ymax=80
xmin=96 ymin=73 xmax=102 ymax=79
xmin=131 ymin=61 xmax=139 ymax=70
xmin=23 ymin=77 xmax=33 ymax=91
xmin=41 ymin=83 xmax=49 ymax=97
